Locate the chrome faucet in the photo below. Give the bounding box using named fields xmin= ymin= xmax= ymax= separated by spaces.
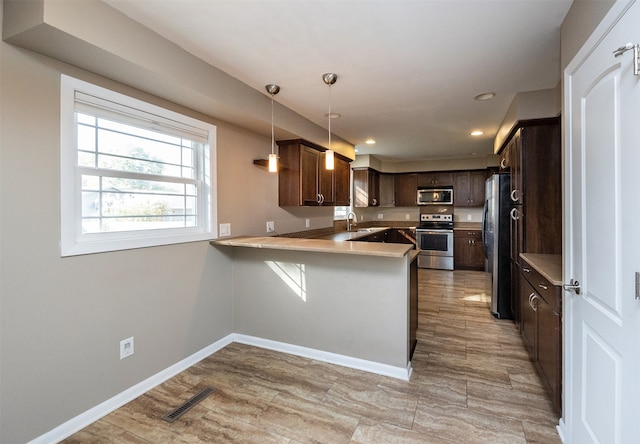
xmin=347 ymin=212 xmax=357 ymax=231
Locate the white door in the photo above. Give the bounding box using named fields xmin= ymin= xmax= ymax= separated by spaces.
xmin=564 ymin=1 xmax=640 ymax=443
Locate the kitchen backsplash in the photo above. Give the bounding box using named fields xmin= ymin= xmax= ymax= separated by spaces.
xmin=355 ymin=206 xmax=483 ymax=224
xmin=453 ymin=207 xmax=484 ymax=223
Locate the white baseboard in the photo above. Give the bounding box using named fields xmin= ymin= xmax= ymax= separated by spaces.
xmin=28 ymin=334 xmax=235 ymax=444
xmin=556 ymin=418 xmax=566 ymax=443
xmin=234 ymin=334 xmax=412 ymax=381
xmin=30 ymin=333 xmax=410 ymax=443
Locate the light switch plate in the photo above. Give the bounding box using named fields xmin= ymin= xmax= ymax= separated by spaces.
xmin=378 ymin=213 xmax=383 ymax=220
xmin=266 ymin=221 xmax=275 ymax=233
xmin=305 ymin=218 xmax=311 ymax=228
xmin=219 ymin=223 xmax=231 ymax=237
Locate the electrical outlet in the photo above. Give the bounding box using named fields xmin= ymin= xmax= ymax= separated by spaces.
xmin=377 ymin=213 xmax=383 ymax=220
xmin=219 ymin=223 xmax=231 ymax=237
xmin=120 ymin=337 xmax=134 ymax=360
xmin=266 ymin=221 xmax=275 ymax=233
xmin=467 ymin=214 xmax=473 ymax=221
xmin=406 ymin=214 xmax=410 ymax=220
xmin=305 ymin=218 xmax=311 ymax=228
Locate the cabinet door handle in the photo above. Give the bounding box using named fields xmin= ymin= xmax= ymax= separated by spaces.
xmin=510 ymin=208 xmax=519 ymax=220
xmin=500 ymin=158 xmax=507 ymax=169
xmin=529 ymin=293 xmax=538 ymax=311
xmin=510 ymin=189 xmax=520 ymax=203
xmin=523 ymin=267 xmax=531 ymax=273
xmin=538 ymin=283 xmax=548 ymax=291
xmin=372 ymin=198 xmax=378 ymax=206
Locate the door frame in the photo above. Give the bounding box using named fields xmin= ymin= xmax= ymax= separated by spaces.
xmin=561 ymin=1 xmax=635 ymax=442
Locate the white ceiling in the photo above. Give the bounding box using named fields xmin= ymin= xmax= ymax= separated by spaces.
xmin=105 ymin=0 xmax=572 ymax=162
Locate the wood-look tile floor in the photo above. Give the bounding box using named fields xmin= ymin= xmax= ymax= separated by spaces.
xmin=62 ymin=269 xmax=561 ymax=443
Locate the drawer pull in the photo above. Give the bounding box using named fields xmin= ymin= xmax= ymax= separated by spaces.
xmin=523 ymin=267 xmax=531 ymax=273
xmin=538 ymin=283 xmax=548 ymax=291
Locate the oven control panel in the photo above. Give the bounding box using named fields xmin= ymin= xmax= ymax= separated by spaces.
xmin=420 ymin=214 xmax=453 ymax=223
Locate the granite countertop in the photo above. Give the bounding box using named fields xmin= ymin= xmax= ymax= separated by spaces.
xmin=520 ymin=253 xmax=563 ymax=286
xmin=211 ymin=235 xmax=414 ymax=258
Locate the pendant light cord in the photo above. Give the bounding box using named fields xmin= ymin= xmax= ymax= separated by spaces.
xmin=271 ymin=93 xmax=275 ymax=155
xmin=328 ymin=82 xmax=332 ymax=151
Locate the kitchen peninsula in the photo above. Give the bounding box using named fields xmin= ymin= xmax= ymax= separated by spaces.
xmin=211 ymin=235 xmax=417 ymax=380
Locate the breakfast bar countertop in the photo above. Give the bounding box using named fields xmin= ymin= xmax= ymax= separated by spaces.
xmin=211 ymin=235 xmax=414 ymax=259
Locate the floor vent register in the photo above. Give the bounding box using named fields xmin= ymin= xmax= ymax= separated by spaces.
xmin=161 ymin=386 xmax=216 ymax=423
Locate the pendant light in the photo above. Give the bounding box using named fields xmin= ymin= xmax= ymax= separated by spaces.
xmin=266 ymin=84 xmax=280 ymax=172
xmin=322 ymin=73 xmax=337 ymax=170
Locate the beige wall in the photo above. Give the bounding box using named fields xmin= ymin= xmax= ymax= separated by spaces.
xmin=231 ymin=248 xmax=410 ymax=368
xmin=561 ymin=0 xmax=617 ymax=70
xmin=0 ymin=41 xmax=236 ymax=443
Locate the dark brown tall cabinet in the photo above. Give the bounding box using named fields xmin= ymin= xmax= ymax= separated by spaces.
xmin=504 ymin=119 xmax=562 ymax=324
xmin=499 ymin=117 xmax=562 ymax=416
xmin=277 ymin=139 xmax=351 ymax=207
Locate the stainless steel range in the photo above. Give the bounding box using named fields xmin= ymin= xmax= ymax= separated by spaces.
xmin=415 ymin=213 xmax=454 ymax=270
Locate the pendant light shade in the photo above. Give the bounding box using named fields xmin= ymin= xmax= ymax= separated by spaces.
xmin=266 ymin=84 xmax=280 ymax=173
xmin=325 ymin=149 xmax=334 ymax=170
xmin=322 ymin=73 xmax=338 ymax=171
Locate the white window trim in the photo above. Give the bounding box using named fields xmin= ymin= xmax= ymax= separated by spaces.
xmin=60 ymin=75 xmax=217 ymax=256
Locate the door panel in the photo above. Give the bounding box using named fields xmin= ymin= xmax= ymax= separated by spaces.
xmin=565 ymin=2 xmax=640 ymax=442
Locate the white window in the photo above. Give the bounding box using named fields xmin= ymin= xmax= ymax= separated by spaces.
xmin=334 ymin=206 xmax=350 ymax=220
xmin=60 ymin=75 xmax=217 ymax=256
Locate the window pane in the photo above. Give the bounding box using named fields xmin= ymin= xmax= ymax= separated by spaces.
xmin=77 ymin=113 xmax=95 ymax=125
xmin=80 ymin=174 xmax=198 ymax=233
xmin=77 ymin=124 xmax=96 ymax=152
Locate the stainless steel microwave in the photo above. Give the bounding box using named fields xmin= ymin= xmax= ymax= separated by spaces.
xmin=417 ymin=187 xmax=454 ymax=205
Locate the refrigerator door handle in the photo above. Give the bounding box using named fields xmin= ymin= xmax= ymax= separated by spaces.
xmin=482 ymin=200 xmax=489 ymax=258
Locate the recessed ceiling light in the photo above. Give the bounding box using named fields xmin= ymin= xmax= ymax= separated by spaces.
xmin=470 ymin=130 xmax=484 ymax=136
xmin=473 ymin=92 xmax=496 ymax=101
xmin=365 ymin=139 xmax=376 ymax=145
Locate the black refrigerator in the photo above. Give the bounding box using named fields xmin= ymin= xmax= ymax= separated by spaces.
xmin=483 ymin=173 xmax=512 ymax=319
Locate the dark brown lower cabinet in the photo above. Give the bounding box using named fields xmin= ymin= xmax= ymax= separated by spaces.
xmin=520 ymin=261 xmax=562 ymax=416
xmin=454 ymin=230 xmax=484 ymax=270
